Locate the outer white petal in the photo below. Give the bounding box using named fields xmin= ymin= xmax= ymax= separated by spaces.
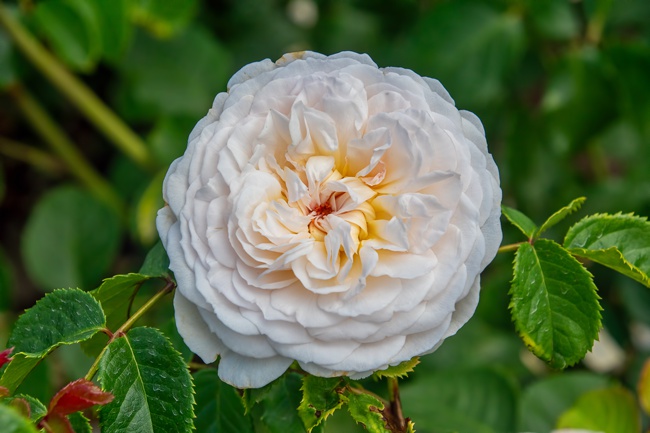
xmin=218 ymin=352 xmax=293 ymax=389
xmin=173 ymin=291 xmax=223 ymax=363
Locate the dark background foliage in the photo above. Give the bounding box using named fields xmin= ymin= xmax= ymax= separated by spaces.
xmin=0 ymin=0 xmax=649 ymax=431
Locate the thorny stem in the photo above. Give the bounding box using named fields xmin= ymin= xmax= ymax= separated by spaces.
xmin=0 ymin=3 xmax=156 ymax=172
xmin=497 ymin=242 xmax=523 ymax=254
xmin=84 ymin=280 xmax=175 ymax=381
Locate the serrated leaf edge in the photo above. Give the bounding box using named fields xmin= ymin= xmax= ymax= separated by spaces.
xmin=373 ymin=357 xmax=420 ymax=380
xmin=508 ymin=241 xmax=602 ymax=368
xmin=534 ymin=196 xmax=586 ymax=239
xmin=10 ymin=288 xmax=107 ymax=358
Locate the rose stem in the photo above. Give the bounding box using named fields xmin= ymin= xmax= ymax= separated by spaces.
xmin=388 ymin=377 xmax=407 ymax=432
xmin=0 ymin=136 xmax=64 ymax=175
xmin=84 ymin=279 xmax=176 ymax=381
xmin=0 ymin=2 xmax=156 ymax=173
xmin=497 ymin=242 xmax=523 ymax=254
xmin=7 ymin=84 xmax=125 ymax=216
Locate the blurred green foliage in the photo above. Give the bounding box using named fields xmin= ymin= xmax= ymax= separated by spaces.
xmin=1 ymin=0 xmax=649 ymax=431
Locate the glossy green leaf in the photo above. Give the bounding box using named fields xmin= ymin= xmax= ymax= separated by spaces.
xmin=0 ymin=356 xmax=41 ymax=395
xmin=246 ymin=372 xmax=307 ymax=433
xmin=193 ymin=369 xmax=253 ymax=433
xmin=129 ymin=0 xmax=198 ymax=37
xmin=81 ymin=273 xmax=154 ymax=357
xmin=502 ymin=205 xmax=537 ymax=238
xmin=510 ymin=240 xmax=601 ymax=369
xmin=556 ymin=387 xmax=640 ymax=433
xmin=21 ymin=186 xmax=121 ymax=291
xmin=565 ymin=213 xmax=650 ymax=287
xmin=535 ymin=196 xmax=586 ymax=238
xmin=0 ymin=403 xmax=39 ymax=433
xmin=518 ymin=371 xmax=610 ymax=432
xmin=139 ymin=242 xmax=170 ymax=278
xmin=344 ymin=391 xmax=388 ymax=433
xmin=97 ymin=327 xmax=194 ymax=433
xmin=400 ymin=367 xmax=518 ymax=433
xmin=31 ymin=0 xmax=102 ymax=71
xmin=90 ymin=273 xmax=152 ymax=328
xmin=4 ymin=394 xmax=47 ymax=422
xmin=299 ymin=376 xmax=345 ymax=432
xmin=8 ymin=289 xmax=105 ymax=357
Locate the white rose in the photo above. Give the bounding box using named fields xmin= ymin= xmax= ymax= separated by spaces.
xmin=157 ymin=51 xmax=502 ymax=388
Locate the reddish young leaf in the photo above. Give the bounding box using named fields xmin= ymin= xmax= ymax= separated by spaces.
xmin=0 ymin=385 xmax=9 ymax=397
xmin=9 ymin=397 xmax=32 ymax=418
xmin=0 ymin=347 xmax=14 ymax=368
xmin=48 ymin=378 xmax=114 ymax=416
xmin=40 ymin=413 xmax=74 ymax=433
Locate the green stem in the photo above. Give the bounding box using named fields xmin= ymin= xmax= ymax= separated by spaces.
xmin=498 ymin=242 xmax=523 ymax=254
xmin=0 ymin=3 xmax=156 ymax=172
xmin=8 ymin=84 xmax=125 ymax=216
xmin=84 ymin=280 xmax=175 ymax=381
xmin=0 ymin=136 xmax=64 ymax=175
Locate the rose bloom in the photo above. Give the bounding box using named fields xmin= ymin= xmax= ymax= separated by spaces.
xmin=157 ymin=51 xmax=502 ymax=388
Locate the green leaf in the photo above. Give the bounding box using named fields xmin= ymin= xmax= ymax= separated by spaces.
xmin=299 ymin=376 xmax=345 ymax=432
xmin=0 ymin=356 xmax=41 ymax=395
xmin=68 ymin=411 xmax=92 ymax=433
xmin=510 ymin=240 xmax=601 ymax=369
xmin=129 ymin=0 xmax=199 ymax=37
xmin=21 ymin=186 xmax=121 ymax=291
xmin=148 ymin=116 xmax=196 ymax=166
xmin=139 ymin=242 xmax=170 ymax=278
xmin=400 ymin=368 xmax=517 ymax=433
xmin=116 ymin=26 xmax=231 ymax=120
xmin=90 ymin=273 xmax=152 ymax=328
xmin=411 ymin=0 xmax=525 ymax=108
xmin=0 ymin=403 xmax=39 ymax=433
xmin=8 ymin=289 xmax=105 ymax=357
xmin=518 ymin=371 xmax=610 ymax=433
xmin=501 ymin=205 xmax=537 ymax=238
xmin=564 ymin=213 xmax=650 ymax=287
xmin=344 ymin=391 xmax=388 ymax=433
xmin=247 ymin=372 xmax=307 ymax=433
xmin=524 ymin=0 xmax=579 ymax=40
xmin=3 ymin=394 xmax=47 ymax=422
xmin=31 ymin=0 xmax=102 ymax=71
xmin=97 ymin=327 xmax=194 ymax=433
xmin=90 ymin=0 xmax=131 ymax=63
xmin=373 ymin=357 xmax=419 ymax=380
xmin=193 ymin=369 xmax=253 ymax=433
xmin=556 ymin=387 xmax=640 ymax=433
xmin=535 ymin=196 xmax=586 ymax=238
xmin=81 ymin=273 xmax=153 ymax=357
